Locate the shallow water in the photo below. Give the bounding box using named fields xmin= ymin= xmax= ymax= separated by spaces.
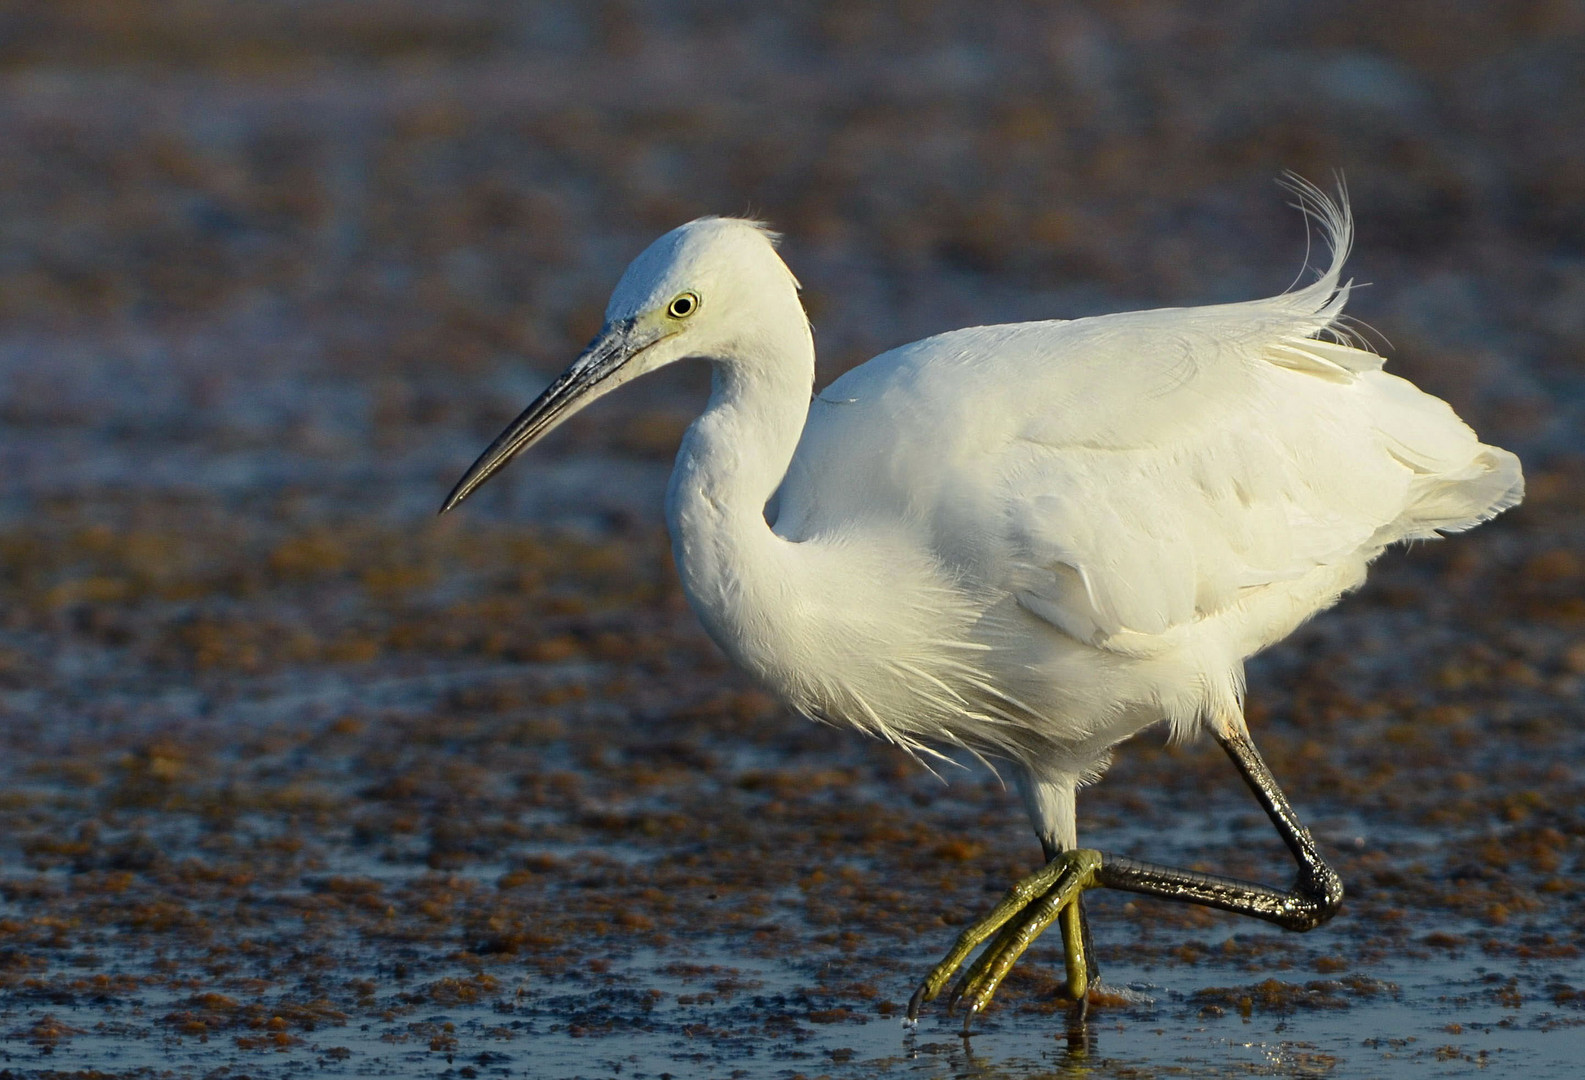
xmin=5 ymin=869 xmax=1585 ymax=1078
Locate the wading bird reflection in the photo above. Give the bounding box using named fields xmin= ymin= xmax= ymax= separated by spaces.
xmin=442 ymin=179 xmax=1522 ymax=1032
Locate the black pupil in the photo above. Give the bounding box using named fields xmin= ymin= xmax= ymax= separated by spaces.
xmin=673 ymin=296 xmax=693 ymax=315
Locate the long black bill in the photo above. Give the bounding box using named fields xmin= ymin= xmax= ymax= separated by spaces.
xmin=440 ymin=319 xmax=647 ymax=514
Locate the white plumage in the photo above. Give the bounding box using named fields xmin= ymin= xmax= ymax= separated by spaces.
xmin=649 ymin=183 xmax=1520 ymax=853
xmin=444 ymin=179 xmax=1522 ymax=979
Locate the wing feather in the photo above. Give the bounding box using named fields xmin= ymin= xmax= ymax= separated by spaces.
xmin=776 ymin=182 xmax=1522 ymax=658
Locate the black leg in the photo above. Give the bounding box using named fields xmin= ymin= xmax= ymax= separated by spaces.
xmin=1096 ymin=729 xmax=1343 ymax=931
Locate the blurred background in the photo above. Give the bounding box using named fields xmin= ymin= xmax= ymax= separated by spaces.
xmin=0 ymin=2 xmax=1581 ymax=1076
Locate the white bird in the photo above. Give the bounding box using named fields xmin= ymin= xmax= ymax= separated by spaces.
xmin=442 ymin=179 xmax=1523 ymax=1031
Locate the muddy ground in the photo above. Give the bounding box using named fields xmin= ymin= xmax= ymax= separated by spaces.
xmin=1 ymin=3 xmax=1583 ymax=1077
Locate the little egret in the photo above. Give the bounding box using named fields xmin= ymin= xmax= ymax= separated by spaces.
xmin=441 ymin=179 xmax=1523 ymax=1031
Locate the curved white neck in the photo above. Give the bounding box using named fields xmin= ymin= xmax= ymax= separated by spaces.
xmin=664 ymin=330 xmax=812 ymax=679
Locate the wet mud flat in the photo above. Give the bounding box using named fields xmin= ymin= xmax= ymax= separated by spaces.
xmin=1 ymin=2 xmax=1584 ymax=1077
xmin=0 ymin=491 xmax=1582 ymax=1079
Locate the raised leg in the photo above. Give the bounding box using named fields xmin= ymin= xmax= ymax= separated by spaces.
xmin=1097 ymin=729 xmax=1343 ymax=930
xmin=907 ymin=726 xmax=1343 ymax=1031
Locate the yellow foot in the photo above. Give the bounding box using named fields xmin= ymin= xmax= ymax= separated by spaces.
xmin=906 ymin=848 xmax=1101 ymax=1032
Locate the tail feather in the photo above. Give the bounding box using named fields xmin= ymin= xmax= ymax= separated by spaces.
xmin=1392 ymin=446 xmax=1524 ymax=541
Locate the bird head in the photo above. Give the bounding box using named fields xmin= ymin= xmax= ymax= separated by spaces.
xmin=440 ymin=217 xmax=801 ymax=513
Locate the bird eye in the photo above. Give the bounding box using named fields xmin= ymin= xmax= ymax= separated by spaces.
xmin=667 ymin=292 xmax=699 ymax=319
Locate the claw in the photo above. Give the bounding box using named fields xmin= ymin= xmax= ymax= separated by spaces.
xmin=961 ymin=1000 xmax=981 ymax=1037
xmin=906 ymin=853 xmax=1070 ymax=1020
xmin=910 ymin=848 xmax=1102 ymax=1030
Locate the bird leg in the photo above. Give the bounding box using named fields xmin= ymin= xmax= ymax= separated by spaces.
xmin=1095 ymin=728 xmax=1343 ymax=931
xmin=1043 ymin=834 xmax=1100 ymax=1011
xmin=907 ymin=848 xmax=1100 ymax=1031
xmin=946 ymin=851 xmax=1100 ymax=1033
xmin=907 ymin=727 xmax=1342 ymax=1031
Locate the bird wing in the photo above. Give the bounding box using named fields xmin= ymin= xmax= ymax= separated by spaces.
xmin=777 ymin=184 xmax=1521 ymax=655
xmin=1002 ymin=353 xmax=1518 ymax=654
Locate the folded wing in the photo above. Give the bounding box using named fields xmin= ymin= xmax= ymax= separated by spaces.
xmin=776 ymin=181 xmax=1523 ymax=658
